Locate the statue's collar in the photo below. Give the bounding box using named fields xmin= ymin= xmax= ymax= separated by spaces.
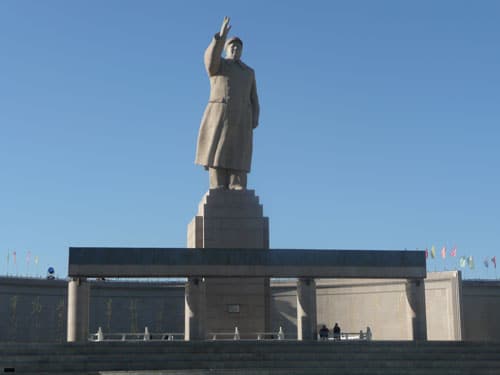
xmin=227 ymin=59 xmax=246 ymax=69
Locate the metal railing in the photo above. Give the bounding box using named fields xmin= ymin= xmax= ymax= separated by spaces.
xmin=89 ymin=326 xmax=371 ymax=342
xmin=210 ymin=326 xmax=286 ymax=340
xmin=89 ymin=327 xmax=184 ymax=342
xmin=318 ymin=330 xmax=372 ymax=341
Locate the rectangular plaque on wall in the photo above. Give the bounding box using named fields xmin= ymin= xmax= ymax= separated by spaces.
xmin=227 ymin=304 xmax=240 ymax=313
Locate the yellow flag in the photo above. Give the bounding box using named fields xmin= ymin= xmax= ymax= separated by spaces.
xmin=431 ymin=245 xmax=436 ymax=259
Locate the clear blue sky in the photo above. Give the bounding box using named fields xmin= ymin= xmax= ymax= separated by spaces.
xmin=1 ymin=1 xmax=499 ymax=279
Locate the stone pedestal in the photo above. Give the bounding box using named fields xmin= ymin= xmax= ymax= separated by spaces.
xmin=297 ymin=278 xmax=317 ymax=341
xmin=187 ymin=189 xmax=270 ymax=339
xmin=406 ymin=278 xmax=427 ymax=340
xmin=67 ymin=277 xmax=90 ymax=342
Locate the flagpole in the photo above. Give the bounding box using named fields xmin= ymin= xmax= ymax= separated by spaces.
xmin=12 ymin=251 xmax=18 ymax=277
xmin=444 ymin=241 xmax=447 ymax=271
xmin=34 ymin=255 xmax=40 ymax=278
xmin=26 ymin=251 xmax=31 ymax=278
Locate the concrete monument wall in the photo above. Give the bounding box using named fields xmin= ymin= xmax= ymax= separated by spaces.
xmin=0 ymin=277 xmax=68 ymax=343
xmin=270 ymin=271 xmax=464 ymax=341
xmin=0 ymin=277 xmax=185 ymax=343
xmin=462 ymin=279 xmax=500 ymax=341
xmin=89 ymin=281 xmax=184 ymax=335
xmin=1 ymin=272 xmax=499 ymax=342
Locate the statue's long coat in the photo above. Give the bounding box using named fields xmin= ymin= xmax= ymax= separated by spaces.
xmin=195 ymin=33 xmax=260 ymax=172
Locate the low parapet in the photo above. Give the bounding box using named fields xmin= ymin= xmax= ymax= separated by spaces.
xmin=68 ymin=247 xmax=426 ymax=279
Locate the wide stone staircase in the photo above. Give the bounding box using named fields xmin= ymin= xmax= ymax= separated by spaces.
xmin=2 ymin=340 xmax=500 ymax=375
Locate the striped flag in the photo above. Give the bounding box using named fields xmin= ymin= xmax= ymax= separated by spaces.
xmin=441 ymin=246 xmax=447 ymax=259
xmin=492 ymin=256 xmax=497 ymax=269
xmin=431 ymin=245 xmax=436 ymax=259
xmin=450 ymin=247 xmax=457 ymax=257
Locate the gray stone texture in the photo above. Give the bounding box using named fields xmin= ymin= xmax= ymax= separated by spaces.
xmin=0 ymin=277 xmax=185 ymax=343
xmin=67 ymin=277 xmax=90 ymax=342
xmin=187 ymin=189 xmax=268 ymax=249
xmin=1 ymin=271 xmax=498 ymax=343
xmin=187 ymin=189 xmax=270 ymax=339
xmin=89 ymin=280 xmax=184 ymax=336
xmin=425 ymin=271 xmax=463 ymax=340
xmin=68 ymin=247 xmax=426 ymax=278
xmin=4 ymin=340 xmax=500 ymax=375
xmin=0 ymin=277 xmax=68 ymax=343
xmin=405 ymin=278 xmax=427 ymax=340
xmin=313 ymin=271 xmax=459 ymax=340
xmin=296 ymin=278 xmax=317 ymax=340
xmin=184 ymin=277 xmax=206 ymax=341
xmin=462 ymin=278 xmax=500 ymax=340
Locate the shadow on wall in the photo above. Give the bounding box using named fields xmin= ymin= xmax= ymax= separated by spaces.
xmin=271 ymin=286 xmax=297 ymax=339
xmin=405 ymin=279 xmax=426 ymax=340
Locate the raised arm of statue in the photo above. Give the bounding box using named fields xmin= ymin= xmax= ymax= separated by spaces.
xmin=219 ymin=16 xmax=231 ymax=39
xmin=204 ymin=17 xmax=231 ymax=76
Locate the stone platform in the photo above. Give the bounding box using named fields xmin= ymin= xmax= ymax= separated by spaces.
xmin=3 ymin=341 xmax=500 ymax=375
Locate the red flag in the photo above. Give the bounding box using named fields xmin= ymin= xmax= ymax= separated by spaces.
xmin=441 ymin=246 xmax=446 ymax=259
xmin=450 ymin=247 xmax=457 ymax=257
xmin=492 ymin=256 xmax=497 ymax=269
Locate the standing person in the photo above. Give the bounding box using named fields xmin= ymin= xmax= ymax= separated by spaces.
xmin=319 ymin=325 xmax=330 ymax=340
xmin=333 ymin=322 xmax=341 ymax=341
xmin=195 ymin=16 xmax=260 ymax=190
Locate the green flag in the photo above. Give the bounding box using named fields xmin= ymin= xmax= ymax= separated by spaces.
xmin=468 ymin=256 xmax=474 ymax=269
xmin=459 ymin=256 xmax=467 ymax=268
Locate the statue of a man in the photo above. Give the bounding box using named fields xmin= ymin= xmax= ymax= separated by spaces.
xmin=195 ymin=17 xmax=260 ymax=190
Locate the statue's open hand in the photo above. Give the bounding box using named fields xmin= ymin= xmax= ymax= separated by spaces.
xmin=220 ymin=16 xmax=231 ymax=38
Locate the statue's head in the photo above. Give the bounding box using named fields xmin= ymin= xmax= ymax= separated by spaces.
xmin=225 ymin=37 xmax=243 ymax=61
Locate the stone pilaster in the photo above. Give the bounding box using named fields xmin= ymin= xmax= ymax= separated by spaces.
xmin=297 ymin=277 xmax=317 ymax=341
xmin=184 ymin=277 xmax=206 ymax=341
xmin=67 ymin=277 xmax=90 ymax=342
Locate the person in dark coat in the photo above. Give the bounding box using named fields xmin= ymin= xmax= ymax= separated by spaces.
xmin=333 ymin=322 xmax=341 ymax=341
xmin=319 ymin=325 xmax=329 ymax=340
